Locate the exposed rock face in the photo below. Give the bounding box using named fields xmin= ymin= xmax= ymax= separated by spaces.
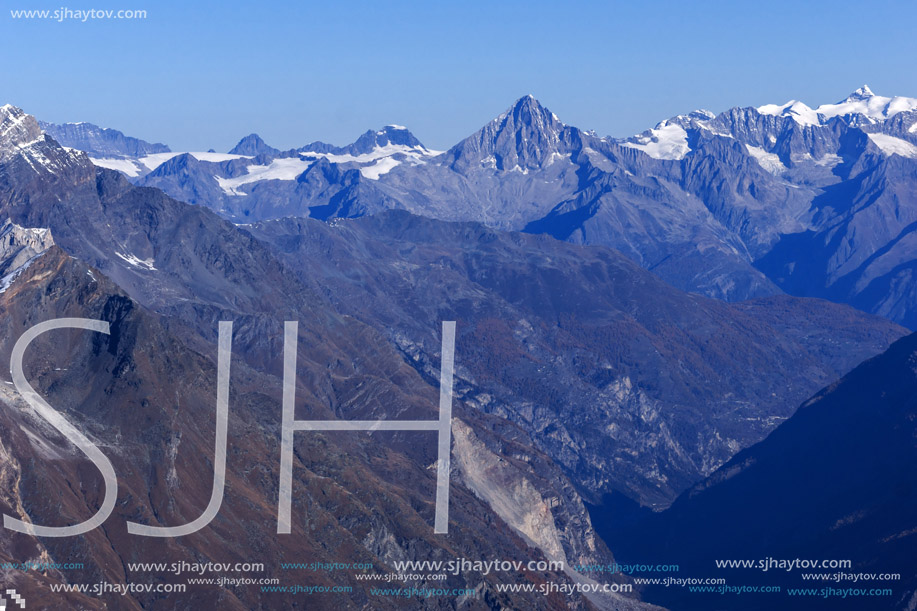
xmin=0 ymin=219 xmax=53 ymax=277
xmin=0 ymin=104 xmax=43 ymax=162
xmin=228 ymin=133 xmax=279 ymax=157
xmin=442 ymin=95 xmax=576 ymax=172
xmin=0 ymin=104 xmax=633 ymax=610
xmin=39 ymin=120 xmax=170 ymax=158
xmin=248 ymin=211 xmax=906 ymax=506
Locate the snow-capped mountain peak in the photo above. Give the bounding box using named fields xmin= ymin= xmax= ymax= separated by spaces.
xmin=756 ymin=100 xmax=820 ymax=127
xmin=755 ymin=87 xmax=917 ymax=126
xmin=350 ymin=125 xmax=426 ymax=154
xmin=0 ymin=104 xmax=44 ymax=161
xmin=847 ymin=84 xmax=875 ymax=101
xmin=0 ymin=104 xmax=93 ymax=179
xmin=816 ymin=87 xmax=917 ymax=123
xmin=622 ymin=119 xmax=692 ymax=160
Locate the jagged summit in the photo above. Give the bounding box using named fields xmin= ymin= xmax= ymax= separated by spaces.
xmin=756 ymin=85 xmax=917 ymax=126
xmin=501 ymin=94 xmax=565 ymax=128
xmin=817 ymin=85 xmax=917 ymax=122
xmin=846 ymin=84 xmax=875 ymax=101
xmin=445 ymin=95 xmax=575 ymax=171
xmin=229 ymin=133 xmax=280 ymax=156
xmin=0 ymin=104 xmax=44 ymax=161
xmin=39 ymin=119 xmax=170 ymax=158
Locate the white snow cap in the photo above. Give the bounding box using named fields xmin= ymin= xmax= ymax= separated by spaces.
xmin=623 ymin=120 xmax=691 ymax=160
xmin=817 ymin=85 xmax=917 ymax=122
xmin=0 ymin=104 xmax=46 ymax=162
xmin=848 ymin=85 xmax=874 ymax=99
xmin=867 ymin=133 xmax=917 ymax=159
xmin=758 ymin=86 xmax=917 ymax=125
xmin=756 ymin=100 xmax=820 ymax=127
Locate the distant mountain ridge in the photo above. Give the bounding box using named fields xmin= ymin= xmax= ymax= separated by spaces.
xmin=29 ymin=87 xmax=917 ymax=329
xmin=39 ymin=119 xmax=170 ymax=157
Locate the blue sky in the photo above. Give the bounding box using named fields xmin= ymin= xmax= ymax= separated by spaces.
xmin=3 ymin=0 xmax=916 ymax=151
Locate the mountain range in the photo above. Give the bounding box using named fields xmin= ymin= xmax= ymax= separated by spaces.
xmin=6 ymin=87 xmax=917 ymax=609
xmin=2 ymin=103 xmax=638 ymax=610
xmin=42 ymin=87 xmax=917 ymax=330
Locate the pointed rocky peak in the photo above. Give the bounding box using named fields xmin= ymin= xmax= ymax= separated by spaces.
xmin=446 ymin=95 xmax=575 ymax=171
xmin=0 ymin=104 xmax=44 ymax=162
xmin=497 ymin=94 xmax=566 ymax=133
xmin=817 ymin=85 xmax=917 ymax=123
xmin=0 ymin=105 xmax=93 ymax=181
xmin=229 ymin=133 xmax=280 ymax=157
xmin=845 ymin=84 xmax=875 ymax=102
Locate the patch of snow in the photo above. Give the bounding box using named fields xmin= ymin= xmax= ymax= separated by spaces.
xmin=191 ymin=152 xmax=249 ymax=164
xmin=817 ymin=88 xmax=917 ymax=122
xmin=756 ymin=100 xmax=820 ymax=127
xmin=300 ymin=143 xmax=440 ymax=165
xmin=744 ymin=145 xmax=786 ymax=174
xmin=867 ymin=133 xmax=917 ymax=158
xmin=814 ymin=153 xmax=842 ymax=168
xmin=622 ymin=121 xmax=690 ymax=160
xmin=696 ymin=121 xmax=735 ymax=138
xmin=293 ymin=142 xmax=440 ymax=182
xmin=90 ymin=157 xmax=142 ymax=177
xmin=137 ymin=152 xmax=182 ymax=170
xmin=215 ymin=157 xmax=315 ymax=195
xmin=359 ymin=156 xmax=401 ymax=180
xmin=0 ymin=108 xmax=29 ymax=140
xmin=18 ymin=226 xmax=48 ymax=239
xmin=115 ymin=251 xmax=157 ymax=271
xmin=0 ymin=253 xmax=43 ymax=294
